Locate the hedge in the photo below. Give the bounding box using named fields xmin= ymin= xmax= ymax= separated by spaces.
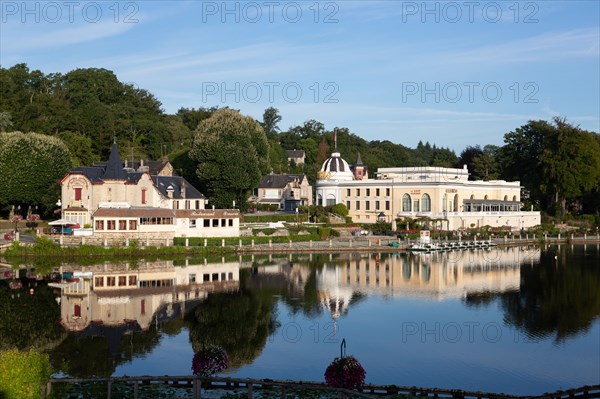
xmin=0 ymin=348 xmax=52 ymax=399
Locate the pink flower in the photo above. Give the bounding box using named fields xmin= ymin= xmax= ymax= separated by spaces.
xmin=324 ymin=356 xmax=366 ymax=389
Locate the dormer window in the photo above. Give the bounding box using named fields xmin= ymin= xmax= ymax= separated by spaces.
xmin=141 ymin=188 xmax=147 ymax=204
xmin=166 ymin=185 xmax=174 ymax=199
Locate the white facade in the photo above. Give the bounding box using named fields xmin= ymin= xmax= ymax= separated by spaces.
xmin=316 ymin=154 xmax=541 ymax=231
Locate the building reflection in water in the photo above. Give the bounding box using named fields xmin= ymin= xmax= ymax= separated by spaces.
xmin=55 ymin=247 xmax=540 ymax=333
xmin=325 ymin=246 xmax=540 ymax=301
xmin=55 ymin=259 xmax=240 ymax=333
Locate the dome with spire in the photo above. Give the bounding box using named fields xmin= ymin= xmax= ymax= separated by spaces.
xmin=318 ymin=151 xmax=354 ymax=181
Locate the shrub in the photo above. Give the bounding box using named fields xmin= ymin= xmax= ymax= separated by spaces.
xmin=0 ymin=348 xmax=52 ymax=399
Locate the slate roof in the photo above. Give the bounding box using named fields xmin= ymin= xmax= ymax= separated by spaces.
xmin=66 ymin=144 xmax=205 ymax=199
xmin=103 ymin=142 xmax=128 ymax=180
xmin=286 ymin=150 xmax=305 ymax=158
xmin=152 ymin=176 xmax=205 ymax=199
xmin=355 ymin=152 xmax=364 ymax=166
xmin=126 ymin=159 xmax=170 ymax=175
xmin=259 ymin=174 xmax=305 ymax=189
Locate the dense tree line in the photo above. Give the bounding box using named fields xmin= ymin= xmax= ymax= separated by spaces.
xmin=1 ymin=64 xmax=598 ymax=217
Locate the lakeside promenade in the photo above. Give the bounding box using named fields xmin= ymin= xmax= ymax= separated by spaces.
xmin=3 ymin=232 xmax=600 ymax=255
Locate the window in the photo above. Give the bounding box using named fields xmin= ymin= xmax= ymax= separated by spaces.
xmin=204 ymin=219 xmax=210 ymax=227
xmin=365 ymin=201 xmax=370 ymax=211
xmin=119 ymin=220 xmax=127 ymax=230
xmin=356 ymin=201 xmax=360 ymax=210
xmin=129 ymin=220 xmax=137 ymax=230
xmin=386 ymin=188 xmax=390 ymax=196
xmin=366 ymin=188 xmax=370 ymax=196
xmin=221 ymin=219 xmax=226 ymax=227
xmin=118 ymin=276 xmax=127 ymax=286
xmin=74 ymin=187 xmax=82 ymax=201
xmin=107 ymin=220 xmax=116 ymax=230
xmin=95 ymin=277 xmax=104 ymax=287
xmin=195 ymin=200 xmax=200 ymax=209
xmin=95 ymin=220 xmax=104 ymax=230
xmin=141 ymin=299 xmax=146 ymax=315
xmin=402 ymin=194 xmax=411 ymax=212
xmin=421 ymin=194 xmax=431 ymax=212
xmin=212 ymin=273 xmax=219 ymax=281
xmin=228 ymin=272 xmax=233 ymax=280
xmin=221 ymin=273 xmax=226 ymax=281
xmin=190 ymin=219 xmax=197 ymax=228
xmin=356 ymin=188 xmax=360 ymax=196
xmin=386 ymin=201 xmax=390 ymax=210
xmin=346 ymin=201 xmax=351 ymax=210
xmin=212 ymin=219 xmax=219 ymax=227
xmin=141 ymin=188 xmax=147 ymax=204
xmin=203 ymin=274 xmax=210 ymax=282
xmin=376 ymin=188 xmax=380 ymax=196
xmin=443 ymin=193 xmax=447 ymax=212
xmin=107 ymin=277 xmax=116 ymax=286
xmin=375 ymin=200 xmax=380 ymax=210
xmin=189 ymin=274 xmax=196 ymax=283
xmin=228 ymin=219 xmax=233 ymax=227
xmin=346 ymin=189 xmax=351 ymax=196
xmin=129 ymin=275 xmax=137 ymax=286
xmin=74 ymin=304 xmax=81 ymax=317
xmin=414 ymin=200 xmax=420 ymax=212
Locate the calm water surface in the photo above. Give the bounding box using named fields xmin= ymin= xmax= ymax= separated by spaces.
xmin=1 ymin=244 xmax=599 ymax=395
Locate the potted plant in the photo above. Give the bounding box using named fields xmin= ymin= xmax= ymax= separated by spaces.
xmin=324 ymin=355 xmax=366 ymax=389
xmin=191 ymin=345 xmax=228 ymax=377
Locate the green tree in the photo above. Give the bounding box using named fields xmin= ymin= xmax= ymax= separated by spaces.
xmin=56 ymin=131 xmax=98 ymax=167
xmin=330 ymin=203 xmax=349 ymax=217
xmin=260 ymin=107 xmax=282 ymax=139
xmin=471 ymin=144 xmax=500 ymax=181
xmin=189 ymin=109 xmax=270 ymax=210
xmin=501 ymin=118 xmax=600 ymax=215
xmin=0 ymin=110 xmax=13 ymax=132
xmin=0 ymin=132 xmax=72 ymax=210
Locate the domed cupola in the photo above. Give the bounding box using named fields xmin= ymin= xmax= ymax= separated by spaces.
xmin=317 ymin=130 xmax=354 ymax=181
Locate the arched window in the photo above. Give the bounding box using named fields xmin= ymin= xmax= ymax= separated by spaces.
xmin=402 ymin=194 xmax=411 ymax=211
xmin=484 ymin=195 xmax=488 ymax=200
xmin=453 ymin=194 xmax=459 ymax=212
xmin=504 ymin=195 xmax=508 ymax=201
xmin=442 ymin=193 xmax=447 ymax=212
xmin=317 ymin=194 xmax=323 ymax=206
xmin=513 ymin=195 xmax=517 ymax=202
xmin=421 ymin=193 xmax=431 ymax=212
xmin=326 ymin=194 xmax=336 ymax=207
xmin=470 ymin=194 xmax=475 ymax=199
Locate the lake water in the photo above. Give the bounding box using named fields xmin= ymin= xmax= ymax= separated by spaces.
xmin=1 ymin=244 xmax=599 ymax=395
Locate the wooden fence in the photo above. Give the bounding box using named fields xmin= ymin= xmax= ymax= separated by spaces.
xmin=43 ymin=376 xmax=600 ymax=399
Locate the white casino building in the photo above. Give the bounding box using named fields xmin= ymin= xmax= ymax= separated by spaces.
xmin=315 ymin=149 xmax=540 ymax=231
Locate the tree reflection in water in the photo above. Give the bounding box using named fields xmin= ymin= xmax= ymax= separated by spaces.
xmin=186 ymin=269 xmax=278 ymax=368
xmin=463 ymin=246 xmax=600 ymax=343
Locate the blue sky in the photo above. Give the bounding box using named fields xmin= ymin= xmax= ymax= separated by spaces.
xmin=1 ymin=1 xmax=599 ymax=151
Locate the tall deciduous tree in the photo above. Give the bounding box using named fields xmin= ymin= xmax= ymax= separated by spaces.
xmin=501 ymin=118 xmax=600 ymax=215
xmin=260 ymin=107 xmax=282 ymax=139
xmin=189 ymin=109 xmax=270 ymax=209
xmin=0 ymin=131 xmax=72 ymax=211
